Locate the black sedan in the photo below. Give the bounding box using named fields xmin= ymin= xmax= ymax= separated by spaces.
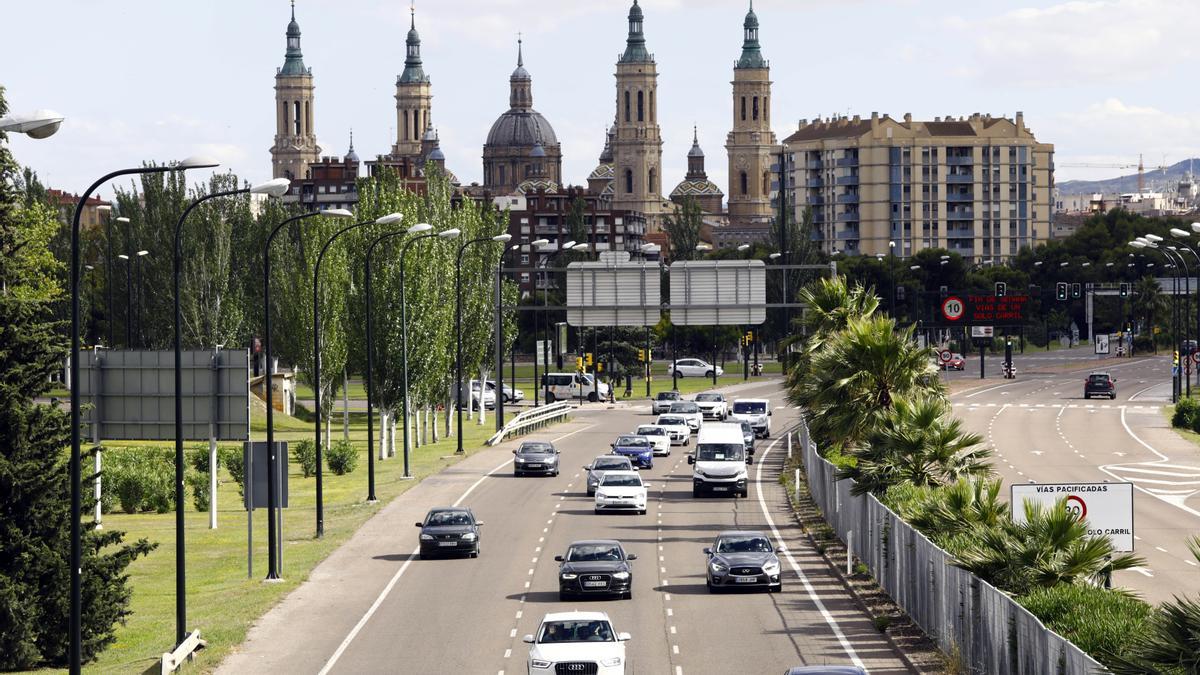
xmin=416 ymin=507 xmax=482 ymax=558
xmin=704 ymin=530 xmax=782 ymax=592
xmin=555 ymin=539 xmax=637 ymax=601
xmin=513 ymin=440 xmax=560 ymax=476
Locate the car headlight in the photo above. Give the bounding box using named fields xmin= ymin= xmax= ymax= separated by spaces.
xmin=596 ymin=492 xmax=607 ymax=500
xmin=514 ymin=457 xmax=526 ymax=463
xmin=420 ymin=534 xmax=434 ymax=541
xmin=710 ymin=560 xmax=728 ymax=573
xmin=461 ymin=532 xmax=477 ymax=541
xmin=762 ymin=560 xmax=780 ymax=574
xmin=612 ymin=571 xmax=630 ymax=580
xmin=560 ymin=573 xmax=578 ymax=580
xmin=600 ymin=657 xmax=623 ymax=667
xmin=531 ymin=659 xmax=552 ymax=669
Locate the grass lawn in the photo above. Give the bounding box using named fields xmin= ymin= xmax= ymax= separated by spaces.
xmin=55 ymin=404 xmax=520 ymax=674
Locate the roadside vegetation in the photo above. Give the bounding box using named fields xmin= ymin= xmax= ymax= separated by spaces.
xmin=784 ymin=274 xmax=1200 ymax=671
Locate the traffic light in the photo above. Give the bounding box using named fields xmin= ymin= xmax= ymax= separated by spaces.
xmin=585 ymin=352 xmax=594 ymax=367
xmin=575 ymin=356 xmax=584 ymax=371
xmin=1056 ymin=282 xmax=1068 ymax=301
xmin=637 ymin=348 xmax=645 ymax=362
xmin=1071 ymin=283 xmax=1081 ymax=299
xmin=995 ymin=281 xmax=1006 ymax=297
xmin=939 ymin=285 xmax=948 ymax=297
xmin=896 ymin=285 xmax=906 ymax=301
xmin=596 ymin=361 xmax=604 ymax=373
xmin=1119 ymin=282 xmax=1129 ymax=297
xmin=746 ymin=330 xmax=754 ymax=344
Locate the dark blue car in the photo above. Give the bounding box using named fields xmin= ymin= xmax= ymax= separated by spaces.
xmin=609 ymin=435 xmax=654 ymax=469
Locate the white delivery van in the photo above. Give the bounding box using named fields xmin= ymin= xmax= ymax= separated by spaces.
xmin=541 ymin=372 xmax=611 ymax=403
xmin=687 ymin=423 xmax=750 ymax=498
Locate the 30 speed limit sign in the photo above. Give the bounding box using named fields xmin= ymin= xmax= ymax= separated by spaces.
xmin=941 ymin=296 xmax=965 ymax=322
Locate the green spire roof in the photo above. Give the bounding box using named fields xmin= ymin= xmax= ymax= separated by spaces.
xmin=398 ymin=6 xmax=429 ymax=84
xmin=619 ymin=0 xmax=653 ymax=64
xmin=736 ymin=1 xmax=767 ymax=69
xmin=279 ymin=0 xmax=309 ymax=76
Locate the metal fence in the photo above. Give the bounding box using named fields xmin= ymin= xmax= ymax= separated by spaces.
xmin=797 ymin=417 xmax=1105 ymax=674
xmin=486 ymin=402 xmax=573 ymax=446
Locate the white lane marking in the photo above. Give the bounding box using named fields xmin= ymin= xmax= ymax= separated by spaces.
xmin=666 ymin=608 xmax=673 ymax=616
xmin=504 ymin=648 xmax=511 ymax=659
xmin=670 ymin=625 xmax=677 ymax=634
xmin=756 ymin=435 xmax=866 ymax=668
xmin=515 ymin=610 xmax=522 ymax=619
xmin=1187 ymin=559 xmax=1198 ymax=567
xmin=1099 ymin=408 xmax=1200 ymax=519
xmin=1131 ymin=567 xmax=1155 ymax=577
xmin=1155 ymin=546 xmax=1169 ymax=553
xmin=509 ymin=628 xmax=517 ymax=638
xmin=664 ymin=593 xmax=670 ymax=601
xmin=673 ymin=645 xmax=680 ymax=654
xmin=676 ymin=667 xmax=683 ymax=675
xmin=963 ymin=380 xmax=1026 ymax=399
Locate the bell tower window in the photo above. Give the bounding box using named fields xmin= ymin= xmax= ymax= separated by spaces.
xmin=293 ymin=101 xmax=300 ymax=135
xmin=740 ymin=171 xmax=748 ymax=195
xmin=753 ymin=97 xmax=759 ymax=121
xmin=741 ymin=97 xmax=746 ymax=122
xmin=624 ymin=91 xmax=631 ymax=123
xmin=625 ymin=169 xmax=633 ymax=194
xmin=637 ymin=91 xmax=644 ymax=122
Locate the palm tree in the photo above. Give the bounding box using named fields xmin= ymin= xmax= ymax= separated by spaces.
xmin=1132 ymin=274 xmax=1165 ymax=337
xmin=784 ymin=276 xmax=879 ymax=411
xmin=841 ymin=395 xmax=990 ymax=496
xmin=954 ymin=498 xmax=1144 ymax=596
xmin=1106 ymin=536 xmax=1200 ymax=674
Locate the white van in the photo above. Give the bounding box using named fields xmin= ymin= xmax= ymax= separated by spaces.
xmin=687 ymin=423 xmax=750 ymax=498
xmin=541 ymin=372 xmax=611 ymax=403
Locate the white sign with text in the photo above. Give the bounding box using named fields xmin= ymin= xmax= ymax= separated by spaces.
xmin=1011 ymin=482 xmax=1134 ymax=551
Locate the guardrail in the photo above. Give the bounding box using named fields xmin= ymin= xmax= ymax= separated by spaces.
xmin=486 ymin=402 xmax=573 ymax=446
xmin=794 ymin=415 xmax=1104 ymax=674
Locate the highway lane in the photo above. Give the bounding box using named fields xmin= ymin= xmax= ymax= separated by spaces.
xmin=221 ymin=379 xmax=911 ymax=675
xmin=950 ymin=355 xmax=1200 ymax=604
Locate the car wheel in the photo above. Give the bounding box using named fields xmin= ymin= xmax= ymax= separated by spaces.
xmin=1111 ymin=393 xmax=1117 ymax=400
xmin=587 ymin=392 xmax=598 ymax=402
xmin=623 ymin=590 xmax=633 ymax=600
xmin=470 ymin=549 xmax=480 ymax=559
xmin=740 ymin=490 xmax=749 ymax=498
xmin=513 ymin=471 xmax=521 ymax=477
xmin=707 ymin=581 xmax=719 ymax=594
xmin=769 ymin=584 xmax=781 ymax=593
xmin=683 ymin=438 xmax=689 ymax=447
xmin=594 ymin=508 xmax=602 ymax=515
xmin=546 ymin=392 xmax=556 ymax=403
xmin=638 ymin=509 xmax=646 ymax=515
xmin=559 ymin=591 xmax=572 ymax=602
xmin=705 ymin=370 xmax=714 ymax=378
xmin=692 ymin=488 xmax=701 ymax=498
xmin=587 ymin=489 xmax=595 ymax=497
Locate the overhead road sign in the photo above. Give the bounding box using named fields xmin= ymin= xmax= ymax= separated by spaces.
xmin=669 ymin=260 xmax=766 ymax=326
xmin=566 ymin=252 xmax=661 ymax=327
xmin=1011 ymin=482 xmax=1134 ymax=551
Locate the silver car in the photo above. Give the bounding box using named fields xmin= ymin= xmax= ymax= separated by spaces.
xmin=583 ymin=455 xmax=635 ymax=496
xmin=513 ymin=440 xmax=559 ymax=477
xmin=652 ymin=390 xmax=682 ymax=414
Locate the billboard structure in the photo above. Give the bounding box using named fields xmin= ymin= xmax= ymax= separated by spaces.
xmin=565 ymin=252 xmax=661 ymax=327
xmin=668 ymin=260 xmax=766 ymax=326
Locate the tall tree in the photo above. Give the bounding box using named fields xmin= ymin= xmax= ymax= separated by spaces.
xmin=663 ymin=196 xmax=702 ymax=261
xmin=179 ymin=173 xmax=255 ymax=347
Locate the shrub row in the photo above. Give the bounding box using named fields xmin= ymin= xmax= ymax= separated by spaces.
xmin=1171 ymin=397 xmax=1200 ymax=433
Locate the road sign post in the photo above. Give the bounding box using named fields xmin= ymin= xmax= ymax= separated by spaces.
xmin=941 ymin=296 xmax=965 ymax=322
xmin=1010 ymin=482 xmax=1134 ymax=551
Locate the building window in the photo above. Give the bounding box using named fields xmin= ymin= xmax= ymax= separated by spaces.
xmin=624 ymin=91 xmax=631 ymax=123
xmin=649 ymin=90 xmax=655 ymax=122
xmin=293 ymin=101 xmax=301 ymax=135
xmin=740 ymin=171 xmax=748 ymax=195
xmin=764 ymin=96 xmax=769 ymax=123
xmin=520 ymin=273 xmax=530 ymax=283
xmin=520 ymin=254 xmax=529 ymax=264
xmin=625 ymin=169 xmax=633 ymax=194
xmin=637 ymin=90 xmax=644 ymax=122
xmin=280 ymin=101 xmax=288 ymax=134
xmin=649 ymin=168 xmax=656 ymax=193
xmin=740 ymin=96 xmax=746 ymax=121
xmin=305 ymin=100 xmax=311 ymax=136
xmin=762 ymin=171 xmax=769 ymax=194
xmin=752 ymin=96 xmax=759 ymax=121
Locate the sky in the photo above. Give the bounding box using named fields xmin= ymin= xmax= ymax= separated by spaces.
xmin=3 ymin=0 xmax=1199 ymax=201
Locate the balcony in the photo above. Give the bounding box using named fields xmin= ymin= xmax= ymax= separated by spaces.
xmin=946 ymin=156 xmax=974 ymax=166
xmin=836 ymin=229 xmax=861 ymax=240
xmin=805 ymin=159 xmax=823 ymax=170
xmin=534 ymin=225 xmax=560 ymax=235
xmin=945 ymin=174 xmax=973 ymax=184
xmin=812 ymin=212 xmax=826 ymax=224
xmin=807 ymin=195 xmax=825 ymax=206
xmin=836 ymin=211 xmax=861 ymax=222
xmin=946 ymin=192 xmax=974 ymax=203
xmin=835 ymin=174 xmax=859 ymax=186
xmin=806 ymin=177 xmax=824 ymax=188
xmin=836 ymin=193 xmax=859 ymax=204
xmin=946 ymin=208 xmax=974 ymax=220
xmin=836 ymin=156 xmax=859 ymax=168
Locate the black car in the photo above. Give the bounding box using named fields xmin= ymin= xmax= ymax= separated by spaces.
xmin=513 ymin=440 xmax=560 ymax=476
xmin=704 ymin=530 xmax=782 ymax=592
xmin=555 ymin=539 xmax=637 ymax=600
xmin=415 ymin=507 xmax=482 ymax=558
xmin=1083 ymin=372 xmax=1116 ymax=399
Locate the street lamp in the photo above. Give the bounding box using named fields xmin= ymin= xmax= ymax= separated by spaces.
xmin=0 ymin=109 xmax=64 ymax=138
xmin=117 ymin=253 xmax=133 ymax=347
xmin=311 ymin=209 xmax=396 ymax=537
xmin=1034 ymin=261 xmax=1043 ymax=266
xmin=496 ymin=242 xmax=521 ymax=429
xmin=909 ymin=265 xmax=920 ymax=271
xmin=400 ymin=227 xmax=460 ymax=475
xmin=528 ymin=238 xmax=549 ymax=406
xmin=888 ymin=240 xmax=897 ymax=318
xmin=168 ymin=176 xmax=288 ymax=644
xmin=537 ymin=240 xmax=576 ymax=404
xmin=65 ymin=155 xmax=218 ymax=673
xmin=135 ymin=250 xmax=149 ymax=348
xmin=455 ymin=232 xmax=512 ymax=455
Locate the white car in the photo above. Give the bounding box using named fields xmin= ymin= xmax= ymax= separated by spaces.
xmin=667 ymin=401 xmax=704 ymax=432
xmin=525 ymin=611 xmax=631 ymax=675
xmin=654 ymin=415 xmax=691 ymax=446
xmin=634 ymin=424 xmax=672 ymax=456
xmin=667 ymin=358 xmax=724 ymax=378
xmin=693 ymin=392 xmax=728 ymax=420
xmin=594 ymin=471 xmax=649 ymax=515
xmin=731 ymin=398 xmax=771 ymax=438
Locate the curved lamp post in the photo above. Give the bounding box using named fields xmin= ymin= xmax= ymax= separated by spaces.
xmin=400 ymin=227 xmax=460 ymax=475
xmin=311 ymin=211 xmax=401 ymax=535
xmin=528 ymin=238 xmax=549 ymax=406
xmin=455 ymin=233 xmax=512 ymax=454
xmin=539 ymin=240 xmax=576 ymax=404
xmin=66 ymin=155 xmax=218 ymax=671
xmin=0 ymin=109 xmax=64 ymax=138
xmin=171 ymin=176 xmax=289 ymax=643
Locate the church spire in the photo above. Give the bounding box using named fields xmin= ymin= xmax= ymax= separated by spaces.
xmin=399 ymin=3 xmax=429 ymax=84
xmin=620 ymin=0 xmax=652 ymax=63
xmin=509 ymin=36 xmax=532 ymax=109
xmin=736 ymin=0 xmax=767 ymax=69
xmin=280 ymin=0 xmax=308 ymax=76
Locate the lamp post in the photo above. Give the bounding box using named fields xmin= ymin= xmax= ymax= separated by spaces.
xmin=312 ymin=210 xmax=394 ymax=538
xmin=529 ymin=238 xmax=549 ymax=406
xmin=96 ymin=206 xmax=120 ymax=347
xmin=117 ymin=253 xmax=133 ymax=347
xmin=496 ymin=243 xmax=520 ymax=430
xmin=65 ymin=155 xmax=218 ymax=672
xmin=538 ymin=240 xmax=576 ymax=404
xmin=1168 ymin=229 xmax=1200 ymax=374
xmin=366 ymin=225 xmax=429 ymax=500
xmin=888 ymin=240 xmax=897 ymax=317
xmin=1134 ymin=239 xmax=1179 ymax=400
xmin=400 ymin=227 xmax=460 ymax=476
xmin=171 ymin=177 xmax=288 ymax=644
xmin=455 ymin=233 xmax=512 ymax=454
xmin=135 ymin=250 xmax=149 ymax=348
xmin=263 ymin=208 xmax=327 ymax=580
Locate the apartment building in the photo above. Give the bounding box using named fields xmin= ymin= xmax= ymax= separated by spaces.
xmin=782 ymin=112 xmax=1054 ymax=260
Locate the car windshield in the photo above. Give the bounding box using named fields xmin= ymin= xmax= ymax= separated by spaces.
xmin=566 ymin=544 xmax=623 ymax=562
xmin=716 ymin=535 xmax=772 ymax=553
xmin=670 ymin=402 xmax=699 ymax=413
xmin=615 ymin=436 xmax=650 ymax=447
xmin=519 ymin=443 xmax=554 ymax=455
xmin=658 ymin=417 xmax=685 ymax=426
xmin=600 ymin=474 xmax=642 ymax=487
xmin=656 ymin=392 xmax=680 ymax=401
xmin=426 ymin=511 xmax=472 ymax=526
xmin=593 ymin=458 xmax=631 ymax=471
xmin=538 ymin=620 xmax=614 ymax=643
xmin=952 ymin=354 xmax=963 ymax=360
xmin=695 ymin=393 xmax=722 ymax=402
xmin=733 ymin=401 xmax=767 ymax=414
xmin=695 ymin=444 xmax=745 ymax=462
xmin=637 ymin=426 xmax=666 ymax=436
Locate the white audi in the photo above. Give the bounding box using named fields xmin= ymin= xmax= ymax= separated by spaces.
xmin=594 ymin=471 xmax=649 ymax=515
xmin=525 ymin=611 xmax=631 ymax=675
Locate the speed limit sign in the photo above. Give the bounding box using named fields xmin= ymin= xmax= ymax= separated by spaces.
xmin=938 ymin=349 xmax=953 ymax=364
xmin=941 ymin=296 xmax=965 ymax=322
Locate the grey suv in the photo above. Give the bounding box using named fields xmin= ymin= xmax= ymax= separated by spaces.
xmin=704 ymin=530 xmax=782 ymax=592
xmin=583 ymin=455 xmax=635 ymax=496
xmin=513 ymin=441 xmax=560 ymax=477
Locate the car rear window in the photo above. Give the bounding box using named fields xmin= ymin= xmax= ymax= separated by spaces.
xmin=1089 ymin=374 xmax=1111 ymax=384
xmin=733 ymin=401 xmax=767 ymax=414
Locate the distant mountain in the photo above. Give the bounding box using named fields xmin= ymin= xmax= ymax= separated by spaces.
xmin=1057 ymin=157 xmax=1200 ymax=195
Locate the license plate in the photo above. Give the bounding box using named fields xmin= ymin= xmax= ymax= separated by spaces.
xmin=583 ymin=581 xmax=607 ymax=588
xmin=734 ymin=576 xmax=757 ymax=583
xmin=438 ymin=541 xmax=458 ymax=547
xmin=713 ymin=486 xmax=729 ymax=492
xmin=526 ymin=464 xmax=542 ymax=469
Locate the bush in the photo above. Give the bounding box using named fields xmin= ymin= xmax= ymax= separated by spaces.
xmin=186 ymin=472 xmax=210 ymax=511
xmin=1133 ymin=334 xmax=1155 ymax=354
xmin=103 ymin=447 xmax=174 ymax=514
xmin=327 ymin=439 xmax=359 ymax=476
xmin=1172 ymin=397 xmax=1200 ymax=430
xmin=187 ymin=444 xmax=211 ymax=473
xmin=219 ymin=446 xmax=245 ymax=497
xmin=293 ymin=439 xmax=317 ymax=478
xmin=1019 ymin=584 xmax=1153 ymax=669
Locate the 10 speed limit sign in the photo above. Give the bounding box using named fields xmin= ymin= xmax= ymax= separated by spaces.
xmin=941 ymin=296 xmax=965 ymax=322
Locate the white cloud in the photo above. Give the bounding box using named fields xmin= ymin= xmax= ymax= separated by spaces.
xmin=1047 ymin=98 xmax=1200 ymax=181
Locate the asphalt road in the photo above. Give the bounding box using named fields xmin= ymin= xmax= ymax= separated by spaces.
xmin=218 ymin=379 xmax=911 ymax=675
xmin=949 ymin=351 xmax=1200 ymax=604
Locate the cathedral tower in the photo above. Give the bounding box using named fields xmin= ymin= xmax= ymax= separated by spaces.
xmin=271 ymin=1 xmax=321 ymax=180
xmin=393 ymin=7 xmax=432 ymax=157
xmin=726 ymin=1 xmax=778 ymax=226
xmin=611 ymin=0 xmax=667 ymax=227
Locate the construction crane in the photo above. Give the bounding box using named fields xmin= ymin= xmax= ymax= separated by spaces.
xmin=1058 ymin=154 xmax=1167 ymax=192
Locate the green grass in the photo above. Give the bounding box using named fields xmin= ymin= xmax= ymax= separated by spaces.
xmin=58 ymin=404 xmax=521 ymax=674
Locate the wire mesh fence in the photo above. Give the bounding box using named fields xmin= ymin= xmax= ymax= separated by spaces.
xmin=797 ymin=417 xmax=1104 ymax=674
